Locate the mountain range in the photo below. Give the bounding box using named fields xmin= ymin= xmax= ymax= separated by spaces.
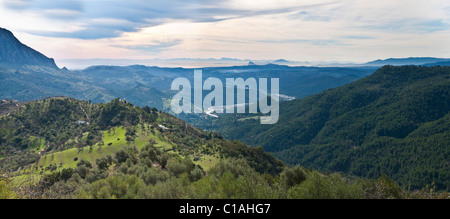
xmin=0 ymin=28 xmax=378 ymax=109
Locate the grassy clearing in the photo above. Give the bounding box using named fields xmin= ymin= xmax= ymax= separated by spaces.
xmin=134 ymin=124 xmax=174 ymax=151
xmin=36 ymin=125 xmax=177 ymax=171
xmin=31 ymin=123 xmax=220 ymax=174
xmin=37 ymin=126 xmax=130 ymax=170
xmin=102 ymin=126 xmax=127 ymax=147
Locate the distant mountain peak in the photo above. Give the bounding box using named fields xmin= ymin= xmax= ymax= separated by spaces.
xmin=273 ymin=59 xmax=290 ymax=63
xmin=0 ymin=27 xmax=59 ymax=69
xmin=248 ymin=61 xmax=256 ymax=66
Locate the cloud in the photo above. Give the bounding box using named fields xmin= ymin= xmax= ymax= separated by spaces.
xmin=2 ymin=0 xmax=31 ymax=9
xmin=115 ymin=39 xmax=183 ymax=54
xmin=43 ymin=9 xmax=82 ymax=19
xmin=35 ymin=0 xmax=83 ymax=11
xmin=7 ymin=0 xmax=223 ymax=39
xmin=2 ymin=0 xmax=341 ymax=39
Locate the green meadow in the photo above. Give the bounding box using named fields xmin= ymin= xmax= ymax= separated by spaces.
xmin=37 ymin=125 xmax=176 ymax=170
xmin=34 ymin=124 xmax=219 ymax=173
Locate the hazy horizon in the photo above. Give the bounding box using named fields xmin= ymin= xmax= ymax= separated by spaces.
xmin=55 ymin=56 xmax=450 ymax=70
xmin=55 ymin=57 xmax=362 ymax=70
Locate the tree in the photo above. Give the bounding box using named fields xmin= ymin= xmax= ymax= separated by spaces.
xmin=115 ymin=150 xmax=129 ymax=164
xmin=75 ymin=159 xmax=93 ymax=179
xmin=96 ymin=158 xmax=109 ymax=171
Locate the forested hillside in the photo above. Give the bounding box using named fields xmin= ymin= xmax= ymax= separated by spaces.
xmin=0 ymin=97 xmax=283 ymax=175
xmin=193 ymin=66 xmax=450 ymax=191
xmin=2 ymin=97 xmax=443 ymax=199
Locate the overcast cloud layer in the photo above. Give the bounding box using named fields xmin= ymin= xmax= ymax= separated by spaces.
xmin=1 ymin=0 xmax=449 ymax=67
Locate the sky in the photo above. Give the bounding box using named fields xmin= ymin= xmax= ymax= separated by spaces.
xmin=0 ymin=0 xmax=449 ymax=68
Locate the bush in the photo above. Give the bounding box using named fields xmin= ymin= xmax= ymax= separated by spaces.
xmin=167 ymin=158 xmax=195 ymax=177
xmin=141 ymin=168 xmax=169 ymax=185
xmin=209 ymin=158 xmax=255 ymax=179
xmin=363 ymin=174 xmax=404 ymax=199
xmin=115 ymin=146 xmax=138 ymax=164
xmin=281 ymin=166 xmax=308 ymax=188
xmin=189 ymin=166 xmax=205 ymax=182
xmin=0 ymin=180 xmax=17 ymax=199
